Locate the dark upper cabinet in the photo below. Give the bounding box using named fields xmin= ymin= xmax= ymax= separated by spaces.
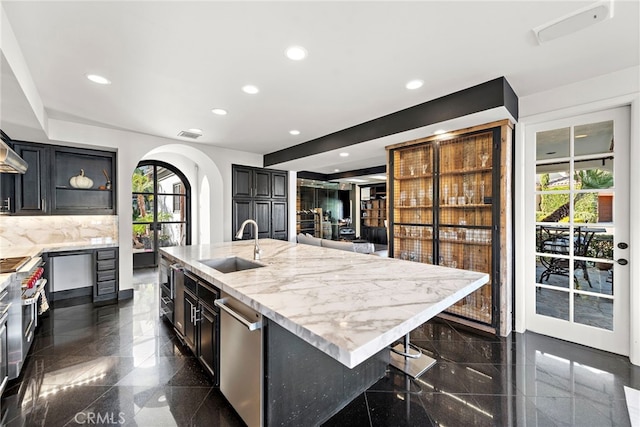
xmin=272 ymin=172 xmax=287 ymax=199
xmin=254 ymin=169 xmax=271 ymax=198
xmin=9 ymin=141 xmax=116 ymax=216
xmin=50 ymin=146 xmax=116 ymax=214
xmin=232 ymin=165 xmax=288 ymax=240
xmin=14 ymin=143 xmax=49 ymax=214
xmin=232 ymin=165 xmax=287 ymax=199
xmin=232 ymin=167 xmax=252 ymax=198
xmin=0 ymin=172 xmax=15 ymax=214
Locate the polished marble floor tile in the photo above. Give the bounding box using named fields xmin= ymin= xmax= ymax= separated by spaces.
xmin=2 ymin=268 xmax=639 ymax=427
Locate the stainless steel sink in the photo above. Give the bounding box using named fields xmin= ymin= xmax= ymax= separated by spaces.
xmin=198 ymin=257 xmax=264 ymax=273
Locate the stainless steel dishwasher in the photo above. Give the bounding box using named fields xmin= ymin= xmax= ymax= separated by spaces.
xmin=215 ymin=292 xmax=263 ymax=427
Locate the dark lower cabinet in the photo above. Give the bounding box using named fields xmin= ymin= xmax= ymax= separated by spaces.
xmin=183 ymin=287 xmax=198 ymax=353
xmin=94 ymin=248 xmax=118 ymax=303
xmin=198 ymin=301 xmax=218 ymax=380
xmin=175 ymin=272 xmax=220 ymax=385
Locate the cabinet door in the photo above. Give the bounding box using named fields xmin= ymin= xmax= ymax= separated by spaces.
xmin=184 ymin=289 xmax=198 ymax=352
xmin=271 ymin=172 xmax=287 ymax=198
xmin=198 ymin=302 xmax=219 ymax=384
xmin=272 ymin=201 xmax=288 ymax=240
xmin=232 ymin=166 xmax=252 ymax=198
xmin=254 ymin=170 xmax=271 ymax=198
xmin=0 ymin=173 xmax=14 ymax=213
xmin=232 ymin=199 xmax=252 ymax=239
xmin=14 ymin=143 xmax=48 ymax=214
xmin=254 ymin=200 xmax=271 ymax=239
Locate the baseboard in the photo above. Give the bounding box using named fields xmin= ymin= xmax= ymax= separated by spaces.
xmin=118 ymin=288 xmax=134 ymax=300
xmin=51 ymin=286 xmax=92 ymax=301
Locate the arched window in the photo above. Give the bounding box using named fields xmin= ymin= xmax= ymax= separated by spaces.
xmin=132 ymin=160 xmax=191 ymax=268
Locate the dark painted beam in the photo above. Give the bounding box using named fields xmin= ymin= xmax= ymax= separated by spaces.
xmin=264 ymin=77 xmax=518 ymax=167
xmin=297 ymin=165 xmax=386 ymax=182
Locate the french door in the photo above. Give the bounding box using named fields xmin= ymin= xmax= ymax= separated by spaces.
xmin=525 ymin=106 xmax=630 ymax=355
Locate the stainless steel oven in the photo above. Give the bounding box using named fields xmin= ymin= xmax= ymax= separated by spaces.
xmin=159 ymin=257 xmax=174 ymax=323
xmin=0 ymin=289 xmax=11 ymax=405
xmin=8 ymin=257 xmax=46 ymax=380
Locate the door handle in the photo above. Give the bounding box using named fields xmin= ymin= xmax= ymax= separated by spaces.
xmin=617 ymin=259 xmax=628 ymax=266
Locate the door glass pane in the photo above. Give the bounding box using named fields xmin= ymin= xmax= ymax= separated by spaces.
xmin=574 ymin=295 xmax=613 ymax=330
xmin=132 ymin=194 xmax=154 ymax=221
xmin=537 ymin=256 xmax=571 ymax=288
xmin=132 ymin=166 xmax=154 ymax=193
xmin=157 ymin=195 xmax=186 ymax=222
xmin=158 ymin=223 xmax=186 ymax=248
xmin=132 ymin=223 xmax=154 ymax=252
xmin=536 ymin=287 xmax=569 ymax=321
xmin=536 ymin=127 xmax=570 ymax=160
xmin=157 ymin=166 xmax=186 ymax=194
xmin=574 ymin=121 xmax=613 ymax=157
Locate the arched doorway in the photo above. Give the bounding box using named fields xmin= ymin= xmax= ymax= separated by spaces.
xmin=132 ymin=160 xmax=191 ymax=269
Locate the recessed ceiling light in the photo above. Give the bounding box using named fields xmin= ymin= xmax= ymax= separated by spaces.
xmin=211 ymin=108 xmax=228 ymax=115
xmin=370 ymin=175 xmax=387 ymax=180
xmin=334 ymin=169 xmax=340 ymax=172
xmin=339 ymin=152 xmax=349 ymax=157
xmin=86 ymin=74 xmax=111 ymax=85
xmin=406 ymin=79 xmax=424 ymax=90
xmin=242 ymin=85 xmax=259 ymax=94
xmin=575 ymin=134 xmax=588 ymax=139
xmin=285 ymin=46 xmax=307 ymax=61
xmin=348 ymin=178 xmax=368 ymax=183
xmin=289 ymin=130 xmax=300 ymax=135
xmin=188 ymin=128 xmax=202 ymax=134
xmin=434 ymin=129 xmax=446 ymax=135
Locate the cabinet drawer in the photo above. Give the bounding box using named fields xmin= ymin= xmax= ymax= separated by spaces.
xmin=97 ymin=280 xmax=116 ymax=295
xmin=198 ymin=281 xmax=219 ymax=308
xmin=97 ymin=259 xmax=116 ymax=271
xmin=184 ymin=273 xmax=198 ymax=294
xmin=97 ymin=270 xmax=116 ymax=282
xmin=97 ymin=249 xmax=117 ymax=260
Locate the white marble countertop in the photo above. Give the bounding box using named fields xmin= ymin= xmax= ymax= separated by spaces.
xmin=161 ymin=239 xmax=489 ymax=368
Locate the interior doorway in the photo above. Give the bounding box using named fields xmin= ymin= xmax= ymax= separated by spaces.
xmin=132 ymin=160 xmax=191 ymax=269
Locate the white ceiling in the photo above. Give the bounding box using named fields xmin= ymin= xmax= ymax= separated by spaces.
xmin=1 ymin=1 xmax=638 ymax=177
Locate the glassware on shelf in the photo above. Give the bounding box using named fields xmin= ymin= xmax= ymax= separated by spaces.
xmin=465 ymin=182 xmax=475 ymax=205
xmin=442 ymin=184 xmax=449 ymax=205
xmin=418 ymin=189 xmax=425 ymax=205
xmin=480 ymin=181 xmax=485 ymax=204
xmin=480 ymin=152 xmax=490 ymax=168
xmin=427 ymin=185 xmax=433 ymax=204
xmin=452 ymin=183 xmax=458 ymax=198
xmin=409 ymin=165 xmax=415 ymax=176
xmin=400 ymin=191 xmax=407 ymax=206
xmin=422 ymin=164 xmax=429 ymax=175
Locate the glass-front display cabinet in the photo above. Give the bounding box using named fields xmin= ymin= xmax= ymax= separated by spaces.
xmin=386 ymin=120 xmax=513 ymax=335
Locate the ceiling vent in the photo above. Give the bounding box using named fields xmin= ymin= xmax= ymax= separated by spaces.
xmin=533 ymin=0 xmax=613 ymax=44
xmin=177 ymin=130 xmax=202 ymax=139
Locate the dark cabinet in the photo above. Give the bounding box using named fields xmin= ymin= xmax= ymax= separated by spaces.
xmin=9 ymin=141 xmax=116 ymax=215
xmin=183 ymin=287 xmax=198 ymax=353
xmin=232 ymin=165 xmax=288 ymax=241
xmin=176 ymin=271 xmax=219 ymax=384
xmin=14 ymin=143 xmax=49 ymax=214
xmin=0 ymin=173 xmax=14 ymax=214
xmin=232 ymin=165 xmax=287 ymax=199
xmin=94 ymin=248 xmax=118 ymax=303
xmin=197 ymin=280 xmax=219 ymax=383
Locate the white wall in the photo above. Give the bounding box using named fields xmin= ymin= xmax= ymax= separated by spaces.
xmin=515 ymin=66 xmax=640 ymax=365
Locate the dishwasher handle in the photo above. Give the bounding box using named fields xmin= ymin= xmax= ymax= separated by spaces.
xmin=214 ymin=298 xmax=262 ymax=331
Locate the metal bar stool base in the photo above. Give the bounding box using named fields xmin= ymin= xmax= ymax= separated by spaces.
xmin=389 ymin=342 xmax=436 ymax=379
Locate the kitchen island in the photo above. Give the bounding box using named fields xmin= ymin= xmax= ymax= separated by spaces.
xmin=160 ymin=239 xmax=488 ymax=426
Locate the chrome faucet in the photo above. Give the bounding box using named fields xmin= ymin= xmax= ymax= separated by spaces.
xmin=235 ymin=219 xmax=262 ymax=260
